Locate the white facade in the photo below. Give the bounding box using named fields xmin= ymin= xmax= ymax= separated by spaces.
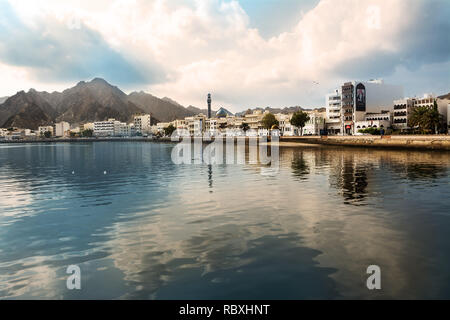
xmin=355 ymin=120 xmax=391 ymax=132
xmin=325 ymin=89 xmax=342 ymax=135
xmin=276 ymin=113 xmax=295 ymax=136
xmin=341 ymin=79 xmax=403 ymax=135
xmin=38 ymin=126 xmax=54 ymax=136
xmin=393 ymin=98 xmax=415 ymax=130
xmin=134 ymin=114 xmax=151 ymax=134
xmin=55 ymin=121 xmax=70 ymax=137
xmin=94 ymin=119 xmax=116 ymax=136
xmin=302 ymin=111 xmax=326 ymax=135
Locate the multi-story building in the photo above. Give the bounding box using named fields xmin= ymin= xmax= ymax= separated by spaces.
xmin=38 ymin=126 xmax=54 ymax=136
xmin=185 ymin=114 xmax=206 ymax=136
xmin=134 ymin=114 xmax=152 ymax=135
xmin=325 ymin=89 xmax=342 ymax=135
xmin=302 ymin=110 xmax=326 ymax=135
xmin=114 ymin=122 xmax=134 ymax=137
xmin=81 ymin=123 xmax=94 ymax=132
xmin=276 ymin=113 xmax=295 ymax=136
xmin=341 ymin=82 xmax=354 ymax=135
xmin=244 ymin=110 xmax=266 ymax=132
xmin=340 ymin=79 xmax=403 ymax=135
xmin=393 ymin=98 xmax=415 ymax=131
xmin=355 ymin=111 xmax=392 ymax=133
xmin=392 ymin=95 xmax=449 ymax=132
xmin=55 ymin=121 xmax=70 ymax=137
xmin=94 ymin=119 xmax=116 ymax=136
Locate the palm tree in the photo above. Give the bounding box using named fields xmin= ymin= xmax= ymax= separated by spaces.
xmin=409 ymin=106 xmax=430 ymax=134
xmin=430 ymin=100 xmax=442 ymax=134
xmin=409 ymin=101 xmax=443 ymax=134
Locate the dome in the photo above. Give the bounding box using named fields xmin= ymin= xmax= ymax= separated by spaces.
xmin=216 ymin=107 xmax=233 ymax=118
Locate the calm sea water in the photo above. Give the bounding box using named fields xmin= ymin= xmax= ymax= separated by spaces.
xmin=0 ymin=142 xmax=450 ymax=299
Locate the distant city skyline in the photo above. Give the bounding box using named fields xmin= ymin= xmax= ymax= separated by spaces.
xmin=0 ymin=0 xmax=449 ymax=112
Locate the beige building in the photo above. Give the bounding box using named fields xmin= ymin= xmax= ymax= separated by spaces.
xmin=134 ymin=114 xmax=152 ymax=134
xmin=55 ymin=121 xmax=70 ymax=137
xmin=38 ymin=126 xmax=54 ymax=136
xmin=302 ymin=111 xmax=326 ymax=135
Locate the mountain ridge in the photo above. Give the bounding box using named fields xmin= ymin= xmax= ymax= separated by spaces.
xmin=0 ymin=78 xmax=204 ymax=129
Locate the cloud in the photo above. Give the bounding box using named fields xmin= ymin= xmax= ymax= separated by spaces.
xmin=0 ymin=0 xmax=164 ymax=87
xmin=0 ymin=0 xmax=449 ymax=111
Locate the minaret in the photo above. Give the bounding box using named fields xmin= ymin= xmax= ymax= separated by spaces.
xmin=207 ymin=93 xmax=212 ymax=119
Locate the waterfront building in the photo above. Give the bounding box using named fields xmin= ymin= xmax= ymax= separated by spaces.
xmin=205 ymin=118 xmax=218 ymax=135
xmin=393 ymin=95 xmax=449 ymax=132
xmin=0 ymin=128 xmax=8 ymax=137
xmin=55 ymin=121 xmax=70 ymax=137
xmin=173 ymin=119 xmax=187 ymax=130
xmin=365 ymin=110 xmax=392 ymax=122
xmin=94 ymin=119 xmax=116 ymax=136
xmin=325 ymin=89 xmax=342 ymax=135
xmin=156 ymin=122 xmax=171 ymax=134
xmin=303 ymin=110 xmax=326 ymax=135
xmin=114 ymin=122 xmax=133 ymax=137
xmin=244 ymin=110 xmax=266 ymax=132
xmin=340 ymin=79 xmax=403 ymax=135
xmin=448 ymin=103 xmax=450 ymax=134
xmin=185 ymin=114 xmax=206 ymax=136
xmin=417 ymin=95 xmax=449 ymax=125
xmin=134 ymin=114 xmax=152 ymax=135
xmin=393 ymin=98 xmax=416 ymax=131
xmin=276 ymin=113 xmax=295 ymax=136
xmin=38 ymin=126 xmax=54 ymax=136
xmin=354 ymin=110 xmax=392 ymax=133
xmin=81 ymin=123 xmax=94 ymax=132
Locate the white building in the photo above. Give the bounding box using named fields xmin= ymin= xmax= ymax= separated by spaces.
xmin=94 ymin=119 xmax=116 ymax=136
xmin=325 ymin=89 xmax=342 ymax=135
xmin=276 ymin=113 xmax=295 ymax=136
xmin=55 ymin=121 xmax=70 ymax=137
xmin=114 ymin=122 xmax=134 ymax=137
xmin=0 ymin=128 xmax=8 ymax=137
xmin=38 ymin=126 xmax=54 ymax=136
xmin=302 ymin=111 xmax=326 ymax=135
xmin=81 ymin=123 xmax=94 ymax=131
xmin=341 ymin=79 xmax=403 ymax=135
xmin=134 ymin=114 xmax=152 ymax=134
xmin=393 ymin=98 xmax=415 ymax=130
xmin=448 ymin=103 xmax=450 ymax=134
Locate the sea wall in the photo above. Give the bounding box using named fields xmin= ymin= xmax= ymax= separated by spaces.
xmin=280 ymin=135 xmax=450 ymax=151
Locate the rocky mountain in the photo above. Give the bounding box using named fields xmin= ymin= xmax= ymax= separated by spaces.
xmin=128 ymin=91 xmax=196 ymax=122
xmin=0 ymin=90 xmax=57 ymax=129
xmin=186 ymin=105 xmax=216 ymax=117
xmin=0 ymin=97 xmax=8 ymax=104
xmin=0 ymin=77 xmax=233 ymax=129
xmin=54 ymin=78 xmax=145 ymax=124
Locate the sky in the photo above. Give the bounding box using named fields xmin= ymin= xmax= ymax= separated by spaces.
xmin=0 ymin=0 xmax=449 ymax=112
